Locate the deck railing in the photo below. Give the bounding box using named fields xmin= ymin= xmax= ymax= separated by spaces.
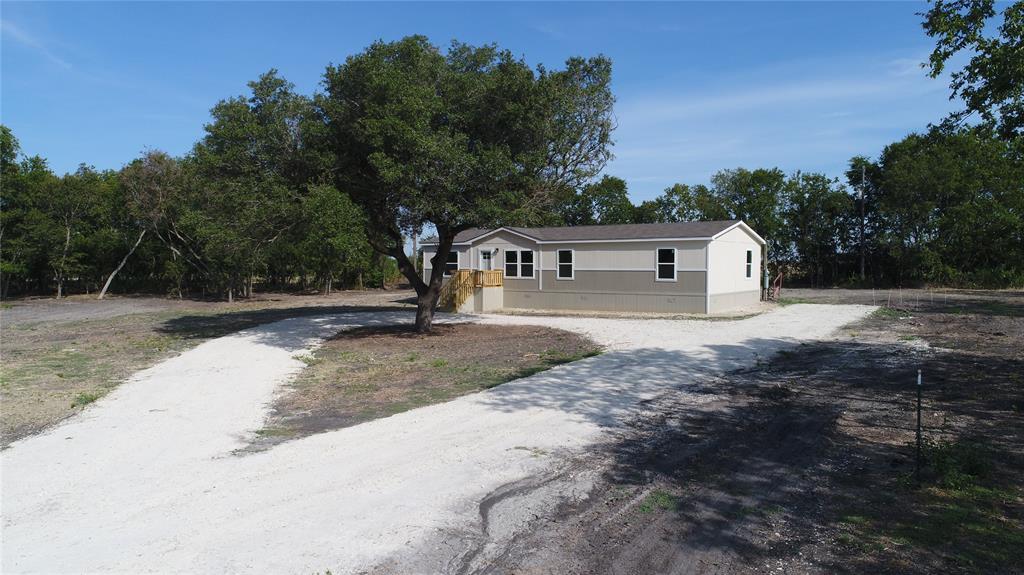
xmin=438 ymin=269 xmax=474 ymax=311
xmin=474 ymin=269 xmax=503 ymax=287
xmin=438 ymin=269 xmax=503 ymax=311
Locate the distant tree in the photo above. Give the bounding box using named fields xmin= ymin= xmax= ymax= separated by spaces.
xmin=643 ymin=183 xmax=720 ymax=223
xmin=321 ymin=36 xmax=615 ymax=331
xmin=704 ymin=168 xmax=789 ymax=261
xmin=298 ymin=184 xmax=371 ymax=295
xmin=0 ymin=126 xmax=25 ymax=297
xmin=120 ymin=151 xmax=206 ymax=291
xmin=785 ymin=173 xmax=854 ymax=286
xmin=875 ymin=127 xmax=1024 ymax=285
xmin=192 ymin=70 xmax=325 ymax=300
xmin=561 ymin=176 xmax=635 ymax=225
xmin=922 ymin=0 xmax=1024 ymax=139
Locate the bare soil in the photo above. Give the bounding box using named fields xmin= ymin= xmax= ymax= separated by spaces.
xmin=248 ymin=323 xmax=601 ymax=451
xmin=484 ymin=292 xmax=1024 ymax=574
xmin=0 ymin=290 xmax=414 ymax=446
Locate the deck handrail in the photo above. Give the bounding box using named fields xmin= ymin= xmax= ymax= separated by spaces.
xmin=474 ymin=269 xmax=503 ymax=287
xmin=438 ymin=269 xmax=503 ymax=311
xmin=438 ymin=269 xmax=475 ymax=311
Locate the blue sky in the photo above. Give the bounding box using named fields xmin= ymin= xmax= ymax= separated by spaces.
xmin=2 ymin=1 xmax=960 ymax=203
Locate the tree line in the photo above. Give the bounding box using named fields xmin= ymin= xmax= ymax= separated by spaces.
xmin=1 ymin=74 xmax=395 ymax=301
xmin=554 ymin=126 xmax=1024 ymax=288
xmin=1 ymin=1 xmax=1021 ymax=329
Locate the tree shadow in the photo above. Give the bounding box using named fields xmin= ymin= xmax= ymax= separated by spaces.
xmin=540 ymin=338 xmax=1024 ymax=574
xmin=156 ymin=305 xmax=416 ymax=342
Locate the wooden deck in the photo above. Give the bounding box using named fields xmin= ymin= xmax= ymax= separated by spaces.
xmin=438 ymin=269 xmax=503 ymax=311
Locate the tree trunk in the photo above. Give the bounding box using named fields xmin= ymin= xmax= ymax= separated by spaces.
xmin=56 ymin=224 xmax=71 ymax=298
xmin=228 ymin=286 xmax=234 ymax=303
xmin=414 ymin=283 xmax=442 ymax=333
xmin=98 ymin=229 xmax=146 ymax=300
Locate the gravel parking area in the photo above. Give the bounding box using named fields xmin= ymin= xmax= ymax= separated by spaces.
xmin=1 ymin=304 xmax=873 ymax=574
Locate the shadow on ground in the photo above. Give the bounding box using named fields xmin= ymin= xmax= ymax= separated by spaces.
xmin=485 ymin=333 xmax=1024 ymax=575
xmin=156 ymin=305 xmax=415 ymax=342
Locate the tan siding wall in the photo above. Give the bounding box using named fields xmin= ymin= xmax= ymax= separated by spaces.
xmin=539 ymin=240 xmax=706 ymax=271
xmin=534 ymin=270 xmax=705 ymax=294
xmin=421 ymin=245 xmax=471 ymax=282
xmin=709 ymin=226 xmax=762 ymax=296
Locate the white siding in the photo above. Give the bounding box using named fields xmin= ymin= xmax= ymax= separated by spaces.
xmin=708 ymin=226 xmax=762 ymax=295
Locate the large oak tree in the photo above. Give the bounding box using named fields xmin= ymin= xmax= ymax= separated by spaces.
xmin=320 ymin=36 xmax=613 ymax=331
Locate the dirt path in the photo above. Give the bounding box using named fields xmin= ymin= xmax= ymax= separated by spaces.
xmin=0 ymin=304 xmax=873 ymax=574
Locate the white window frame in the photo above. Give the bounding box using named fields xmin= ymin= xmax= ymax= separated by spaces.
xmin=745 ymin=249 xmax=753 ymax=279
xmin=556 ymin=249 xmax=575 ymax=280
xmin=443 ymin=251 xmax=459 ymax=277
xmin=655 ymin=247 xmax=677 ymax=282
xmin=504 ymin=249 xmax=536 ymax=279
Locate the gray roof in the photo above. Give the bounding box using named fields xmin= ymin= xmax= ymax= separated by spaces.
xmin=450 ymin=220 xmax=741 ymax=244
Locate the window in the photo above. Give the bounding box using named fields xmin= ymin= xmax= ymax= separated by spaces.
xmin=520 ymin=250 xmax=534 ymax=278
xmin=557 ymin=249 xmax=574 ymax=280
xmin=504 ymin=250 xmax=517 ymax=277
xmin=444 ymin=251 xmax=459 ymax=276
xmin=745 ymin=250 xmax=753 ymax=279
xmin=656 ymin=248 xmax=676 ymax=281
xmin=504 ymin=250 xmax=534 ymax=278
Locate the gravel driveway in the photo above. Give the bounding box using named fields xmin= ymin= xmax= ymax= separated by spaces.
xmin=0 ymin=304 xmax=873 ymax=574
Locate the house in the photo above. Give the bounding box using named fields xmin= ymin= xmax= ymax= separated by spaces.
xmin=421 ymin=220 xmax=765 ymax=314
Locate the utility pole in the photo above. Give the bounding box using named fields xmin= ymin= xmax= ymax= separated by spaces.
xmin=859 ymin=164 xmax=866 ymax=282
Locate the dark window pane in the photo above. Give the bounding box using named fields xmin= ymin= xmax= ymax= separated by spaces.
xmin=558 ymin=264 xmax=573 ymax=279
xmin=658 ymin=248 xmax=675 ymax=264
xmin=448 ymin=251 xmax=459 ymax=263
xmin=505 ymin=263 xmax=518 ymax=277
xmin=658 ymin=263 xmax=675 ymax=280
xmin=445 ymin=263 xmax=458 ymax=276
xmin=746 ymin=250 xmax=752 ymax=263
xmin=520 ymin=264 xmax=534 ymax=277
xmin=520 ymin=250 xmax=533 ymax=264
xmin=558 ymin=250 xmax=572 ymax=264
xmin=505 ymin=251 xmax=518 ymax=264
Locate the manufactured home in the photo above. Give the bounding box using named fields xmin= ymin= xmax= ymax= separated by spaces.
xmin=421 ymin=220 xmax=765 ymax=314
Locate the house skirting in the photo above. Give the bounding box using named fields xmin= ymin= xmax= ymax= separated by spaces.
xmin=708 ymin=290 xmax=760 ymax=313
xmin=504 ymin=290 xmax=706 ymax=314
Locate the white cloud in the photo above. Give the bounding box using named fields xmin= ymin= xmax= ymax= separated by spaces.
xmin=1 ymin=19 xmax=72 ymax=69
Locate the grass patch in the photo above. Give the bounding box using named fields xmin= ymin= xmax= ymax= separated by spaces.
xmin=71 ymin=390 xmax=103 ymax=407
xmin=253 ymin=323 xmax=602 ymax=449
xmin=776 ymin=297 xmax=818 ymax=306
xmin=638 ymin=489 xmax=679 ymax=514
xmin=872 ymin=306 xmax=907 ymax=319
xmin=838 ymin=440 xmax=1022 ymax=571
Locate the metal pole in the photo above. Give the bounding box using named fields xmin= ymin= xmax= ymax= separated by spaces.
xmin=916 ymin=369 xmax=922 ymax=483
xmin=860 ymin=165 xmax=866 ymax=282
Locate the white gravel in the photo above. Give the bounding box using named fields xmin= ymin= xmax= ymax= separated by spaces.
xmin=0 ymin=304 xmax=873 ymax=574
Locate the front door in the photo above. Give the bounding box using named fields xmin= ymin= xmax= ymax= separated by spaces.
xmin=479 ymin=251 xmax=493 ymax=271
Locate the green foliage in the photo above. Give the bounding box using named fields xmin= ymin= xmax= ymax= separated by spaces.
xmin=874 ymin=127 xmax=1024 ymax=286
xmin=320 ymin=36 xmax=615 ymax=329
xmin=560 ymin=175 xmax=636 ymax=225
xmin=638 ymin=489 xmax=679 ymax=514
xmin=922 ymin=439 xmax=993 ymax=490
xmin=71 ymin=391 xmax=103 ymax=408
xmin=922 ymin=0 xmax=1024 ymax=139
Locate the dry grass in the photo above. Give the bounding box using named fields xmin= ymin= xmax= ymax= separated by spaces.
xmin=248 ymin=323 xmax=602 ymax=450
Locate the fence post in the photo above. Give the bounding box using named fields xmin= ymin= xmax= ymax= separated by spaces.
xmin=916 ymin=369 xmax=922 ymax=483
